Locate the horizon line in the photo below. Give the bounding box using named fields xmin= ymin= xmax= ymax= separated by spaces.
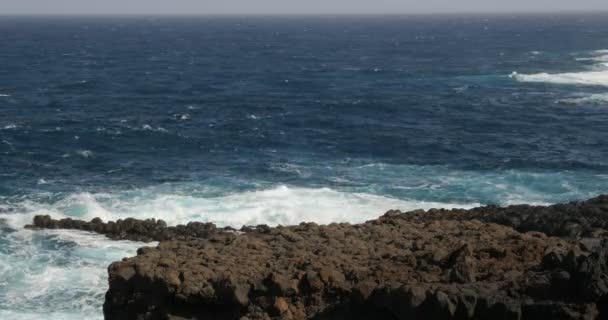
xmin=1 ymin=10 xmax=608 ymax=17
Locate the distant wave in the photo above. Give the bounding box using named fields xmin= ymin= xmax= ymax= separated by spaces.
xmin=558 ymin=93 xmax=608 ymax=105
xmin=575 ymin=55 xmax=608 ymax=62
xmin=1 ymin=124 xmax=17 ymax=130
xmin=141 ymin=124 xmax=168 ymax=133
xmin=510 ymin=70 xmax=608 ymax=87
xmin=76 ymin=150 xmax=94 ymax=158
xmin=511 ymin=48 xmax=608 ymax=87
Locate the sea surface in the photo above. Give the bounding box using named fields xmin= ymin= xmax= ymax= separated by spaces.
xmin=1 ymin=14 xmax=608 ymax=318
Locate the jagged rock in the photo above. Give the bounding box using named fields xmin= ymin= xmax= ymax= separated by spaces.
xmin=446 ymin=244 xmax=476 ymax=284
xmin=25 ymin=195 xmax=608 ymax=319
xmin=25 ymin=215 xmax=221 ymax=242
xmin=99 ymin=214 xmax=582 ymax=319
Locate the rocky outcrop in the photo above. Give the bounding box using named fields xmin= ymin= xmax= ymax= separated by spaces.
xmin=100 ymin=216 xmax=607 ymax=320
xmin=26 ymin=195 xmax=608 ymax=319
xmin=27 ymin=195 xmax=608 ymax=243
xmin=25 ymin=215 xmax=224 ymax=242
xmin=397 ymin=195 xmax=608 ymax=239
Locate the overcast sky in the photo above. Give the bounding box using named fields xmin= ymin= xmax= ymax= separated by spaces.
xmin=1 ymin=0 xmax=608 ymax=15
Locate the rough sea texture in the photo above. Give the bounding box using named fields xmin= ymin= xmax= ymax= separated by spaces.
xmin=1 ymin=14 xmax=608 ymax=319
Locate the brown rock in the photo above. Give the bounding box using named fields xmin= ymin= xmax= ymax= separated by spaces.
xmin=25 ymin=195 xmax=608 ymax=320
xmin=273 ymin=297 xmax=289 ymax=315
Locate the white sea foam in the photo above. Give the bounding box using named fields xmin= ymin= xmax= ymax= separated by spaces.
xmin=0 ymin=185 xmax=479 ymax=319
xmin=576 ymin=55 xmax=608 ymax=63
xmin=0 ymin=220 xmax=142 ymax=320
xmin=141 ymin=124 xmax=168 ymax=132
xmin=1 ymin=186 xmax=478 ymax=228
xmin=2 ymin=124 xmax=17 ymax=130
xmin=590 ymin=55 xmax=608 ymax=62
xmin=76 ymin=150 xmax=94 ymax=158
xmin=510 ymin=70 xmax=608 ymax=87
xmin=512 ymin=48 xmax=608 ymax=87
xmin=0 ymin=94 xmax=10 ymax=97
xmin=0 ymin=168 xmax=603 ymax=320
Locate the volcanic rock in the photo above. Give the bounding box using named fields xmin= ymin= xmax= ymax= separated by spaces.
xmin=26 ymin=195 xmax=608 ymax=319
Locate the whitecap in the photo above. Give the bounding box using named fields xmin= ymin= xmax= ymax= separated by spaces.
xmin=510 ymin=70 xmax=608 ymax=87
xmin=576 ymin=54 xmax=608 ymax=62
xmin=141 ymin=124 xmax=168 ymax=132
xmin=0 ymin=94 xmax=10 ymax=97
xmin=453 ymin=85 xmax=470 ymax=93
xmin=512 ymin=48 xmax=608 ymax=87
xmin=76 ymin=150 xmax=93 ymax=158
xmin=2 ymin=124 xmax=17 ymax=130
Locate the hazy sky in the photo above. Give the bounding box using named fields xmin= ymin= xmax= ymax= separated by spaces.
xmin=1 ymin=0 xmax=608 ymax=15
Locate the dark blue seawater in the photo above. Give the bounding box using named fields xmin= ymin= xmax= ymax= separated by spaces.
xmin=1 ymin=15 xmax=608 ymax=318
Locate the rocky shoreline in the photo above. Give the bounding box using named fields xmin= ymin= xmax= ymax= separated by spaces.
xmin=27 ymin=195 xmax=608 ymax=319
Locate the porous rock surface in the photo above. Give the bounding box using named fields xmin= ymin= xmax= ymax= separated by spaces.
xmin=400 ymin=194 xmax=608 ymax=239
xmin=26 ymin=195 xmax=608 ymax=319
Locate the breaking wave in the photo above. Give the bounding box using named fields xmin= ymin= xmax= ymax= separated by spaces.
xmin=510 ymin=70 xmax=608 ymax=87
xmin=0 ymin=185 xmax=478 ymax=319
xmin=511 ymin=48 xmax=608 ymax=87
xmin=0 ymin=224 xmax=142 ymax=320
xmin=0 ymin=186 xmax=478 ymax=229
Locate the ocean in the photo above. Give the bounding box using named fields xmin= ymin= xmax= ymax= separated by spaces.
xmin=1 ymin=14 xmax=608 ymax=318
